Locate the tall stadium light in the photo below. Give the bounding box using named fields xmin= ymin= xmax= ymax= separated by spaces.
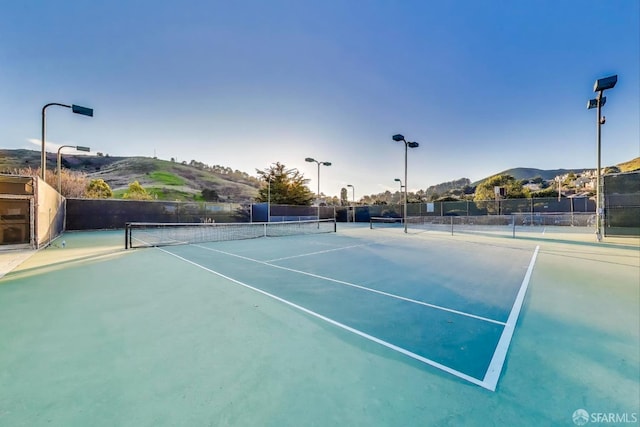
xmin=347 ymin=184 xmax=355 ymax=222
xmin=41 ymin=103 xmax=93 ymax=180
xmin=305 ymin=157 xmax=331 ymax=222
xmin=392 ymin=134 xmax=419 ymax=233
xmin=587 ymin=74 xmax=617 ymax=241
xmin=57 ymin=145 xmax=90 ymax=194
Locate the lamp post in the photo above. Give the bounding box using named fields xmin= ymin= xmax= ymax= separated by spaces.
xmin=42 ymin=103 xmax=93 ymax=180
xmin=394 ymin=178 xmax=405 ymax=220
xmin=587 ymin=74 xmax=617 ymax=242
xmin=57 ymin=145 xmax=90 ymax=194
xmin=347 ymin=184 xmax=355 ymax=222
xmin=394 ymin=178 xmax=404 ymax=192
xmin=394 ymin=178 xmax=404 ymax=209
xmin=266 ymin=174 xmax=274 ymax=222
xmin=392 ymin=134 xmax=419 ymax=233
xmin=305 ymin=157 xmax=331 ymax=221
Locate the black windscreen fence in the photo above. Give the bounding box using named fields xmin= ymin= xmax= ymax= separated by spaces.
xmin=604 ymin=172 xmax=640 ymax=236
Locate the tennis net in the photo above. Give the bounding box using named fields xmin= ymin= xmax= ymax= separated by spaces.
xmin=125 ymin=219 xmax=337 ymax=249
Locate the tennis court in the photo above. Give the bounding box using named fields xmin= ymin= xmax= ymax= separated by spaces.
xmin=1 ymin=223 xmax=638 ymax=426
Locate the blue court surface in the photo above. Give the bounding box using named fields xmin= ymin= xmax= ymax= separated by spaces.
xmin=160 ymin=227 xmax=539 ymax=390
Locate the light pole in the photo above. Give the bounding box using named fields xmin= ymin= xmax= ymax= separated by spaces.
xmin=42 ymin=103 xmax=93 ymax=180
xmin=394 ymin=178 xmax=405 ymax=220
xmin=305 ymin=157 xmax=331 ymax=220
xmin=587 ymin=74 xmax=617 ymax=241
xmin=347 ymin=184 xmax=355 ymax=222
xmin=392 ymin=134 xmax=419 ymax=233
xmin=266 ymin=174 xmax=274 ymax=222
xmin=394 ymin=178 xmax=404 ymax=192
xmin=57 ymin=145 xmax=90 ymax=194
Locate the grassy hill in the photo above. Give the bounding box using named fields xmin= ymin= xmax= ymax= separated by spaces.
xmin=0 ymin=149 xmax=260 ymax=202
xmin=618 ymin=157 xmax=640 ymax=172
xmin=470 ymin=167 xmax=585 ymax=186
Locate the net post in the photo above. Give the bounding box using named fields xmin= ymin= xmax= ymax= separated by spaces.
xmin=125 ymin=222 xmax=130 ymax=249
xmin=512 ymin=215 xmax=516 ymax=238
xmin=370 ymin=218 xmax=373 ymax=229
xmin=451 ymin=216 xmax=454 ymax=236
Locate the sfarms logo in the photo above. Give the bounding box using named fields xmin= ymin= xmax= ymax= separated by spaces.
xmin=573 ymin=409 xmax=589 ymax=426
xmin=573 ymin=408 xmax=639 ymax=425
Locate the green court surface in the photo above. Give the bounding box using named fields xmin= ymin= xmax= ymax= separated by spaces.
xmin=0 ymin=225 xmax=638 ymax=426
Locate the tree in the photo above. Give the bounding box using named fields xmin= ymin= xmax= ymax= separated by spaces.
xmin=85 ymin=179 xmax=113 ymax=199
xmin=201 ymin=188 xmax=219 ymax=202
xmin=123 ymin=181 xmax=152 ymax=200
xmin=604 ymin=166 xmax=621 ymax=175
xmin=474 ymin=174 xmax=529 ymax=201
xmin=340 ymin=187 xmax=348 ymax=206
xmin=255 ymin=162 xmax=314 ymax=205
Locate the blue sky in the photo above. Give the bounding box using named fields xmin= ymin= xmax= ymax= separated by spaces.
xmin=1 ymin=0 xmax=638 ymax=197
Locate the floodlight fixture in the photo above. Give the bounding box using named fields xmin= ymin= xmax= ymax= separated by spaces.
xmin=593 ymin=75 xmax=617 ymax=92
xmin=407 ymin=142 xmax=419 ymax=148
xmin=587 ymin=97 xmax=606 ymax=110
xmin=71 ymin=104 xmax=94 ymax=117
xmin=305 ymin=157 xmax=315 ymax=162
xmin=392 ymin=134 xmax=406 ymax=142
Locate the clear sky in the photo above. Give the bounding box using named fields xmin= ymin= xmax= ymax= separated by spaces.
xmin=1 ymin=0 xmax=638 ymax=198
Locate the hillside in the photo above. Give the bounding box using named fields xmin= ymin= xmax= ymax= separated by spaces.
xmin=0 ymin=149 xmax=260 ymax=202
xmin=471 ymin=157 xmax=640 ymax=186
xmin=471 ymin=167 xmax=587 ymax=187
xmin=618 ymin=157 xmax=640 ymax=173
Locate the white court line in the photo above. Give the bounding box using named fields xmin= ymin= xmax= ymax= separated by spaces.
xmin=265 ymin=242 xmax=376 ymax=262
xmin=194 ymin=244 xmax=507 ymax=326
xmin=160 ymin=247 xmax=490 ymax=390
xmin=482 ymin=245 xmax=540 ymax=391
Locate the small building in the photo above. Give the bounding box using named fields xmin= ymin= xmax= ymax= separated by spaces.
xmin=0 ymin=174 xmax=64 ymax=249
